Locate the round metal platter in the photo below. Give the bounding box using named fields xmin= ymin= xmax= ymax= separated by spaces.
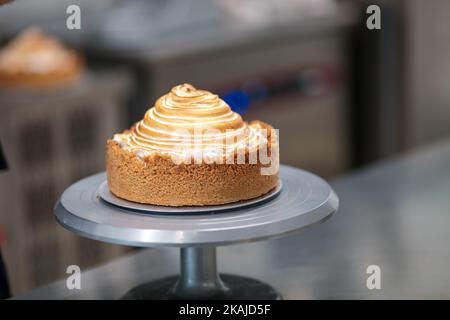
xmin=97 ymin=180 xmax=282 ymax=214
xmin=54 ymin=165 xmax=338 ymax=247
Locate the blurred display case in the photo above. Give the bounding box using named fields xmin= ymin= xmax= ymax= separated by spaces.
xmin=0 ymin=71 xmax=131 ymax=293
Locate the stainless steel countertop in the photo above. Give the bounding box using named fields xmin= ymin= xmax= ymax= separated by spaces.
xmin=16 ymin=139 xmax=450 ymax=299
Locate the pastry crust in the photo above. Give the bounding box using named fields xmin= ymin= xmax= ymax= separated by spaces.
xmin=106 ymin=140 xmax=279 ymax=206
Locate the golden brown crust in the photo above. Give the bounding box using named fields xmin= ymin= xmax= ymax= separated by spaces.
xmin=106 ymin=140 xmax=279 ymax=206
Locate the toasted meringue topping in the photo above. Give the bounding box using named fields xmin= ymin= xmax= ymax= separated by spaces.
xmin=0 ymin=27 xmax=82 ymax=76
xmin=114 ymin=84 xmax=268 ymax=158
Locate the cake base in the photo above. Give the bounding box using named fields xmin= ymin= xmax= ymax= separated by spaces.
xmin=106 ymin=140 xmax=279 ymax=206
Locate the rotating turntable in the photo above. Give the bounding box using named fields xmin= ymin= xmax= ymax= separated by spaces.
xmin=54 ymin=165 xmax=338 ymax=299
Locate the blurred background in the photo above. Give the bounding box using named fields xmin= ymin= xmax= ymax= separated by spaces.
xmin=0 ymin=0 xmax=449 ymax=295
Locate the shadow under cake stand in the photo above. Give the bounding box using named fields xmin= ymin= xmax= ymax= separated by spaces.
xmin=54 ymin=165 xmax=338 ymax=299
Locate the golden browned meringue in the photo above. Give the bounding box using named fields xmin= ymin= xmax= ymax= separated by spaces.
xmin=0 ymin=27 xmax=84 ymax=87
xmin=114 ymin=84 xmax=267 ymax=159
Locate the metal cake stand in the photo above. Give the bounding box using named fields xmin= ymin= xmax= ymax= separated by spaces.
xmin=54 ymin=165 xmax=338 ymax=300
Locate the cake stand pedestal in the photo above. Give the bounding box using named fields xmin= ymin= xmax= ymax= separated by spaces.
xmin=54 ymin=165 xmax=338 ymax=300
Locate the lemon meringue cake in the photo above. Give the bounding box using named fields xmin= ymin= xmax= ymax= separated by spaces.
xmin=0 ymin=27 xmax=84 ymax=87
xmin=106 ymin=84 xmax=279 ymax=206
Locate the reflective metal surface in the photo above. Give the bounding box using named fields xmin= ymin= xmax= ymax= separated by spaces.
xmin=19 ymin=140 xmax=450 ymax=299
xmin=55 ymin=165 xmax=337 ymax=247
xmin=98 ymin=180 xmax=283 ymax=214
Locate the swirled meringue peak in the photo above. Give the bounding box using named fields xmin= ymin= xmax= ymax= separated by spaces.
xmin=0 ymin=27 xmax=83 ymax=78
xmin=114 ymin=84 xmax=272 ymax=162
